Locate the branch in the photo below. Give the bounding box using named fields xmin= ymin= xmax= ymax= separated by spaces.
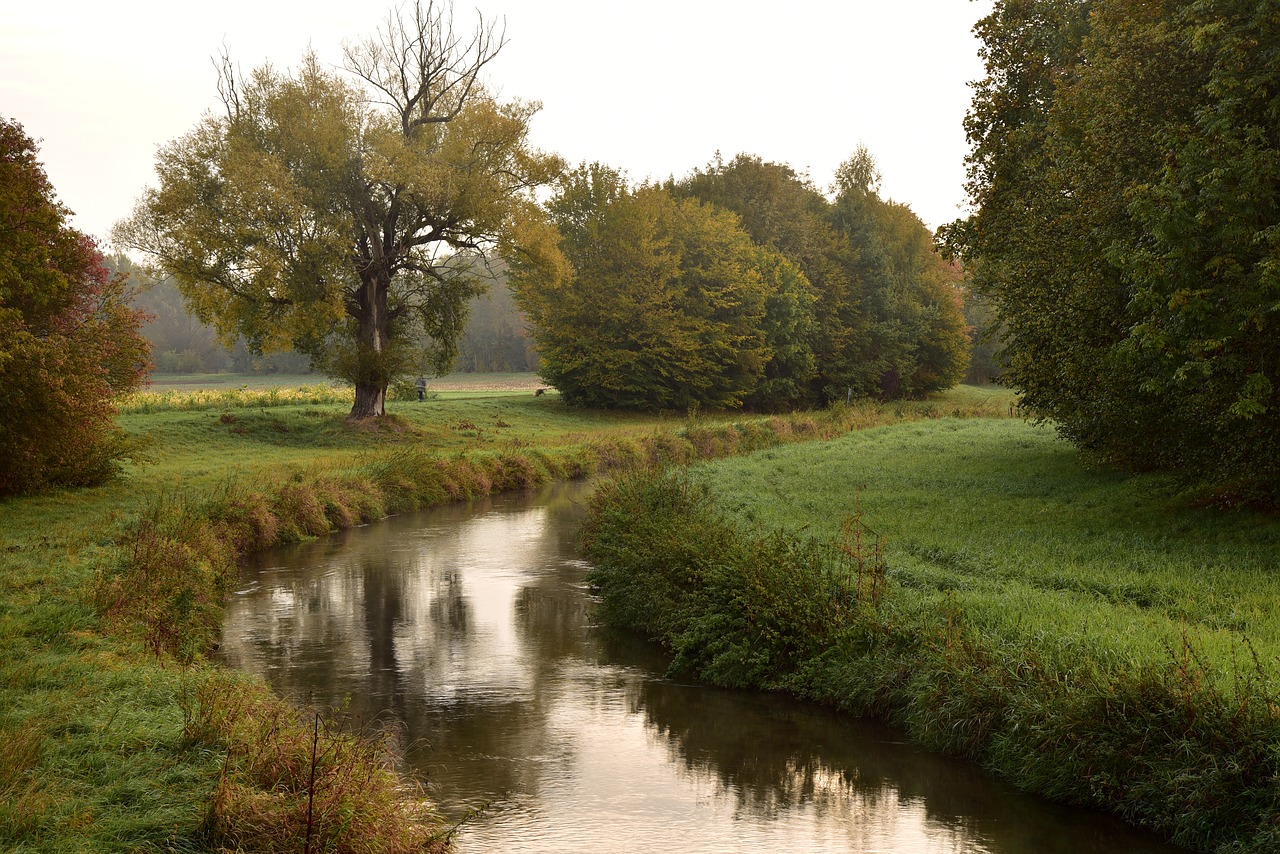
xmin=214 ymin=47 xmax=243 ymax=122
xmin=342 ymin=0 xmax=507 ymax=136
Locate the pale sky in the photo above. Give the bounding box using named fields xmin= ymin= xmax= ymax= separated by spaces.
xmin=2 ymin=0 xmax=994 ymax=245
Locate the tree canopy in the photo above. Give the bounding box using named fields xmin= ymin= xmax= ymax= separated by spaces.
xmin=510 ymin=164 xmax=806 ymax=410
xmin=115 ymin=1 xmax=562 ymax=417
xmin=677 ymin=151 xmax=969 ymax=404
xmin=948 ymin=0 xmax=1280 ymax=503
xmin=0 ymin=118 xmax=149 ymax=495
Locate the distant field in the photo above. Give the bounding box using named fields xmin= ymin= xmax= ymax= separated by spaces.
xmin=144 ymin=371 xmax=547 ymax=393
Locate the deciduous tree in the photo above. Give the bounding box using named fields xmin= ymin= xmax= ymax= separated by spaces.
xmin=0 ymin=119 xmax=150 ymax=495
xmin=830 ymin=149 xmax=970 ymax=398
xmin=116 ymin=1 xmax=561 ymax=417
xmin=679 ymin=151 xmax=969 ymax=402
xmin=511 ymin=164 xmax=798 ymax=410
xmin=676 ymin=154 xmax=857 ymax=405
xmin=950 ymin=0 xmax=1280 ymax=501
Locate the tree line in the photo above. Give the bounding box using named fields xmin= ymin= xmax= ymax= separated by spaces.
xmin=946 ymin=0 xmax=1280 ymax=503
xmin=510 ymin=155 xmax=969 ymax=411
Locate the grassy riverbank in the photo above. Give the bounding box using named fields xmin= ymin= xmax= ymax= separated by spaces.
xmin=582 ymin=418 xmax=1280 ymax=853
xmin=0 ymin=381 xmax=1011 ymax=851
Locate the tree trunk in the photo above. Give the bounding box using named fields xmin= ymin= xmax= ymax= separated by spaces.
xmin=349 ymin=265 xmax=392 ymax=419
xmin=351 ymin=381 xmax=387 ymax=419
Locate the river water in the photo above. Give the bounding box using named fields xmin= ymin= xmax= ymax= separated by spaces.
xmin=220 ymin=480 xmax=1185 ymax=853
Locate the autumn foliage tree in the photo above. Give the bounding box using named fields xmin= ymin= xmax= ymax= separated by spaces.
xmin=510 ymin=164 xmax=810 ymax=410
xmin=116 ymin=1 xmax=562 ymax=418
xmin=0 ymin=118 xmax=150 ymax=495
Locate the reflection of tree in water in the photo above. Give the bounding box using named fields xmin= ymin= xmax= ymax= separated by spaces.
xmin=511 ymin=560 xmax=592 ymax=665
xmin=625 ymin=645 xmax=1181 ymax=854
xmin=221 ymin=482 xmax=596 ymax=819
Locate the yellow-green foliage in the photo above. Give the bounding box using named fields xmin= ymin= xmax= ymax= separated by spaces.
xmin=118 ymin=383 xmax=354 ymax=413
xmin=510 ymin=165 xmax=802 ymax=411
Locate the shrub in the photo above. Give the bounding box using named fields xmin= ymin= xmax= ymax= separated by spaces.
xmin=0 ymin=119 xmax=149 ymax=495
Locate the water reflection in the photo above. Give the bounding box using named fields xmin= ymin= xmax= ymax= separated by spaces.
xmin=221 ymin=481 xmax=1184 ymax=853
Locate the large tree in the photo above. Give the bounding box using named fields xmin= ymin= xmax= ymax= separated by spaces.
xmin=510 ymin=164 xmax=806 ymax=411
xmin=0 ymin=119 xmax=150 ymax=495
xmin=949 ymin=0 xmax=1280 ymax=501
xmin=678 ymin=151 xmax=969 ymax=402
xmin=116 ymin=2 xmax=561 ymax=417
xmin=675 ymin=154 xmax=860 ymax=405
xmin=829 ymin=148 xmax=970 ymax=398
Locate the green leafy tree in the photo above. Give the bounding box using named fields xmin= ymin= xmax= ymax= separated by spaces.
xmin=742 ymin=246 xmax=816 ymax=411
xmin=511 ymin=164 xmax=797 ymax=410
xmin=0 ymin=118 xmax=150 ymax=495
xmin=679 ymin=150 xmax=968 ymax=402
xmin=951 ymin=0 xmax=1280 ymax=500
xmin=676 ymin=154 xmax=858 ymax=405
xmin=830 ymin=168 xmax=970 ymax=398
xmin=115 ymin=2 xmax=561 ymax=417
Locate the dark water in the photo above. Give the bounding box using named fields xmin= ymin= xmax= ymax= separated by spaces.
xmin=220 ymin=481 xmax=1186 ymax=853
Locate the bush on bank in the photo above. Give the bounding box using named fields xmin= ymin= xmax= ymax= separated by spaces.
xmin=581 ymin=466 xmax=1280 ymax=854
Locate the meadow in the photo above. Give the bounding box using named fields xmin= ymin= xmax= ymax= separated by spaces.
xmin=583 ymin=417 xmax=1280 ymax=852
xmin=0 ymin=378 xmax=1011 ymax=851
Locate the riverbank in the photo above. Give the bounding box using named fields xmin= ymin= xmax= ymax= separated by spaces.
xmin=0 ymin=383 xmax=1011 ymax=850
xmin=582 ymin=420 xmax=1280 ymax=853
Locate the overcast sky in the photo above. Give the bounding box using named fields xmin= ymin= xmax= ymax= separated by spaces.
xmin=3 ymin=0 xmax=994 ymax=245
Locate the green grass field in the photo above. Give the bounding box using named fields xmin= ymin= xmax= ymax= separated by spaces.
xmin=696 ymin=418 xmax=1280 ymax=681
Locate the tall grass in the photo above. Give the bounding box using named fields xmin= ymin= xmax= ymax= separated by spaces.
xmin=185 ymin=669 xmax=448 ymax=854
xmin=583 ymin=421 xmax=1280 ymax=852
xmin=118 ymin=383 xmax=355 ymax=413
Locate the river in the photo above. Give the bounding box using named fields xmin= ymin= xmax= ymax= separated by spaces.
xmin=219 ymin=480 xmax=1186 ymax=853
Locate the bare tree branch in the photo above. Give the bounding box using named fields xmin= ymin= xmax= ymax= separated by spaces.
xmin=343 ymin=0 xmax=506 ymax=137
xmin=214 ymin=48 xmax=243 ymax=122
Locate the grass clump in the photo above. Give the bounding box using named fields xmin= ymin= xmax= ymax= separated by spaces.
xmin=186 ymin=670 xmax=447 ymax=854
xmin=583 ymin=420 xmax=1280 ymax=852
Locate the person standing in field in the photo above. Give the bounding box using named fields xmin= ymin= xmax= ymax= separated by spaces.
xmin=415 ymin=376 xmax=427 ymax=402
